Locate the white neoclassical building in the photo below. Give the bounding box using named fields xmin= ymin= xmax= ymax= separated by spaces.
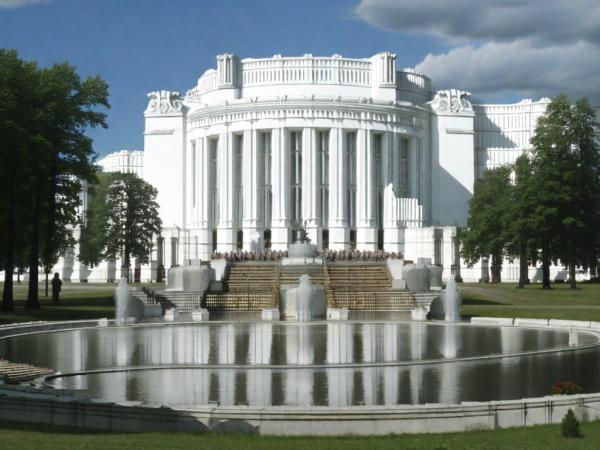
xmin=77 ymin=52 xmax=556 ymax=282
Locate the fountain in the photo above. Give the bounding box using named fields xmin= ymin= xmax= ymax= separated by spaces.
xmin=444 ymin=277 xmax=462 ymax=322
xmin=296 ymin=274 xmax=313 ymax=321
xmin=115 ymin=277 xmax=130 ymax=323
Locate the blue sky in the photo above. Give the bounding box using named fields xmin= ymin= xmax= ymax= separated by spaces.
xmin=1 ymin=0 xmax=598 ymax=157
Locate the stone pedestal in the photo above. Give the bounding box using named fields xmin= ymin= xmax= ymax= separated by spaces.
xmin=192 ymin=308 xmax=210 ymax=321
xmin=261 ymin=308 xmax=280 ymax=321
xmin=164 ymin=309 xmax=179 ymax=321
xmin=327 ymin=308 xmax=349 ymax=320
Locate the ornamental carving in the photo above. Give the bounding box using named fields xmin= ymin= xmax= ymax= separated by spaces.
xmin=429 ymin=89 xmax=473 ymax=113
xmin=145 ymin=90 xmax=183 ymax=114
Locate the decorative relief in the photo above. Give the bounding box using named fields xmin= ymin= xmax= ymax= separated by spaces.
xmin=145 ymin=90 xmax=183 ymax=114
xmin=429 ymin=89 xmax=473 ymax=113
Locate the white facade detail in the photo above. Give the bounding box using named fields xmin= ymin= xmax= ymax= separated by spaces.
xmin=53 ymin=53 xmax=580 ymax=283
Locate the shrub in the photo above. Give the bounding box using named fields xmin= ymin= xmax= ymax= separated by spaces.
xmin=561 ymin=408 xmax=582 ymax=438
xmin=552 ymin=381 xmax=583 ymax=395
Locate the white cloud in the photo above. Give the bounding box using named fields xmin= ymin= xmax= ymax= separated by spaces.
xmin=0 ymin=0 xmax=47 ymax=8
xmin=355 ymin=0 xmax=600 ymax=45
xmin=416 ymin=41 xmax=600 ymax=103
xmin=355 ymin=0 xmax=600 ymax=103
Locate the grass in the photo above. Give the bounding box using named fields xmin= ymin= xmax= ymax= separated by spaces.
xmin=0 ymin=282 xmax=120 ymax=324
xmin=460 ymin=282 xmax=600 ymax=321
xmin=1 ymin=419 xmax=600 ymax=449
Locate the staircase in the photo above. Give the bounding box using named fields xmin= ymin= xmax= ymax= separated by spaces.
xmin=0 ymin=359 xmax=53 ymax=383
xmin=325 ymin=263 xmax=416 ymax=310
xmin=204 ymin=263 xmax=279 ymax=311
xmin=279 ymin=264 xmax=326 ymax=285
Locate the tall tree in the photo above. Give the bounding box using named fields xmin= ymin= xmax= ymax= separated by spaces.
xmin=0 ymin=50 xmax=38 ymax=311
xmin=529 ymin=95 xmax=600 ymax=289
xmin=459 ymin=166 xmax=513 ymax=283
xmin=24 ymin=62 xmax=108 ymax=308
xmin=103 ymin=173 xmax=162 ymax=282
xmin=79 ymin=172 xmax=112 ymax=268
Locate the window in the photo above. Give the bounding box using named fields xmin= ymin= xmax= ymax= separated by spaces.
xmin=346 ymin=132 xmax=357 ymax=229
xmin=209 ymin=138 xmax=218 ymax=229
xmin=191 ymin=140 xmax=197 ymax=207
xmin=261 ymin=132 xmax=272 ymax=228
xmin=235 ymin=134 xmax=243 ymax=228
xmin=400 ymin=138 xmax=409 ymax=197
xmin=290 ymin=131 xmax=302 ymax=227
xmin=318 ymin=130 xmax=329 ymax=225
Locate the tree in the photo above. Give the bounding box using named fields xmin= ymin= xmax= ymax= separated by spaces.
xmin=529 ymin=95 xmax=600 ymax=289
xmin=459 ymin=166 xmax=513 ymax=283
xmin=0 ymin=50 xmax=39 ymax=311
xmin=79 ymin=172 xmax=112 ymax=268
xmin=24 ymin=61 xmax=108 ymax=309
xmin=507 ymin=155 xmax=540 ymax=288
xmin=103 ymin=173 xmax=162 ymax=282
xmin=0 ymin=50 xmax=108 ymax=310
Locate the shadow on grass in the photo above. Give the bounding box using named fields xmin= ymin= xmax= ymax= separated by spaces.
xmin=461 ymin=298 xmax=504 ymax=306
xmin=0 ymin=420 xmax=116 ymax=435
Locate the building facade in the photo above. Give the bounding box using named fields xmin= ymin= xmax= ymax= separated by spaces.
xmin=65 ymin=52 xmax=558 ymax=282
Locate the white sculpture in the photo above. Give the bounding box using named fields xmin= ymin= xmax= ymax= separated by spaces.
xmin=145 ymin=90 xmax=183 ymax=114
xmin=429 ymin=89 xmax=472 ymax=113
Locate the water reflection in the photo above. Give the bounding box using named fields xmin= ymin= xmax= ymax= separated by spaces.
xmin=0 ymin=322 xmax=594 ymax=374
xmin=48 ymin=347 xmax=600 ymax=407
xmin=2 ymin=321 xmax=600 ymax=406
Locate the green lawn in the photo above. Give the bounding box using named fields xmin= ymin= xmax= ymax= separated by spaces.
xmin=0 ymin=419 xmax=599 ymax=450
xmin=460 ymin=282 xmax=600 ymax=321
xmin=0 ymin=282 xmax=121 ymax=324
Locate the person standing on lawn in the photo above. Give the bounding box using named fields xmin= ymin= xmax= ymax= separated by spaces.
xmin=51 ymin=273 xmax=62 ymax=305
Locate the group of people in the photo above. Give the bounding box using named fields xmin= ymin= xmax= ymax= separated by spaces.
xmin=210 ymin=248 xmax=402 ymax=262
xmin=321 ymin=249 xmax=401 ymax=262
xmin=211 ymin=250 xmax=289 ymax=261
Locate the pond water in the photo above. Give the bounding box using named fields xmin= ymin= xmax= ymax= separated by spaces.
xmin=1 ymin=320 xmax=598 ymax=406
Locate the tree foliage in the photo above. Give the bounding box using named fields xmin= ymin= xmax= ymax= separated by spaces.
xmin=80 ymin=172 xmax=162 ymax=281
xmin=460 ymin=95 xmax=600 ymax=288
xmin=0 ymin=49 xmax=108 ymax=310
xmin=459 ymin=166 xmax=512 ymax=283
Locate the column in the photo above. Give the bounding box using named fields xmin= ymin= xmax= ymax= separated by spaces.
xmin=382 ymin=132 xmax=404 ymax=252
xmin=197 ymin=136 xmax=213 ymax=259
xmin=301 ymin=127 xmax=321 ymax=246
xmin=217 ymin=131 xmax=236 ymax=251
xmin=242 ymin=127 xmax=263 ymax=250
xmin=356 ymin=127 xmax=377 ymax=250
xmin=327 ymin=126 xmax=349 ymax=249
xmin=270 ymin=126 xmax=290 ymax=250
xmin=409 ymin=136 xmax=419 ymax=199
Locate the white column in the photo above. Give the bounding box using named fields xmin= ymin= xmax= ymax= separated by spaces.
xmin=409 ymin=136 xmax=419 ymax=199
xmin=382 ymin=132 xmax=404 ymax=252
xmin=270 ymin=126 xmax=290 ymax=250
xmin=197 ymin=136 xmax=213 ymax=259
xmin=242 ymin=127 xmax=262 ymax=250
xmin=301 ymin=127 xmax=321 ymax=246
xmin=356 ymin=127 xmax=377 ymax=250
xmin=327 ymin=126 xmax=348 ymax=249
xmin=217 ymin=131 xmax=236 ymax=251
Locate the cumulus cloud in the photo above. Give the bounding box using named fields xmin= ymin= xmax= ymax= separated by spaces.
xmin=355 ymin=0 xmax=600 ymax=45
xmin=0 ymin=0 xmax=47 ymax=8
xmin=355 ymin=0 xmax=600 ymax=103
xmin=416 ymin=41 xmax=600 ymax=103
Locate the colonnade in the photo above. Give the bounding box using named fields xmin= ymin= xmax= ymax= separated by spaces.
xmin=188 ymin=126 xmax=425 ymax=258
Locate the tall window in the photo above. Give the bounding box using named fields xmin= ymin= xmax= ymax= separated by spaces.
xmin=318 ymin=130 xmax=329 ymax=226
xmin=400 ymin=138 xmax=409 ymax=197
xmin=290 ymin=131 xmax=302 ymax=226
xmin=260 ymin=132 xmax=272 ymax=228
xmin=191 ymin=140 xmax=197 ymax=207
xmin=373 ymin=133 xmax=383 ymax=229
xmin=209 ymin=138 xmax=218 ymax=229
xmin=234 ymin=134 xmax=243 ymax=228
xmin=346 ymin=132 xmax=357 ymax=229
